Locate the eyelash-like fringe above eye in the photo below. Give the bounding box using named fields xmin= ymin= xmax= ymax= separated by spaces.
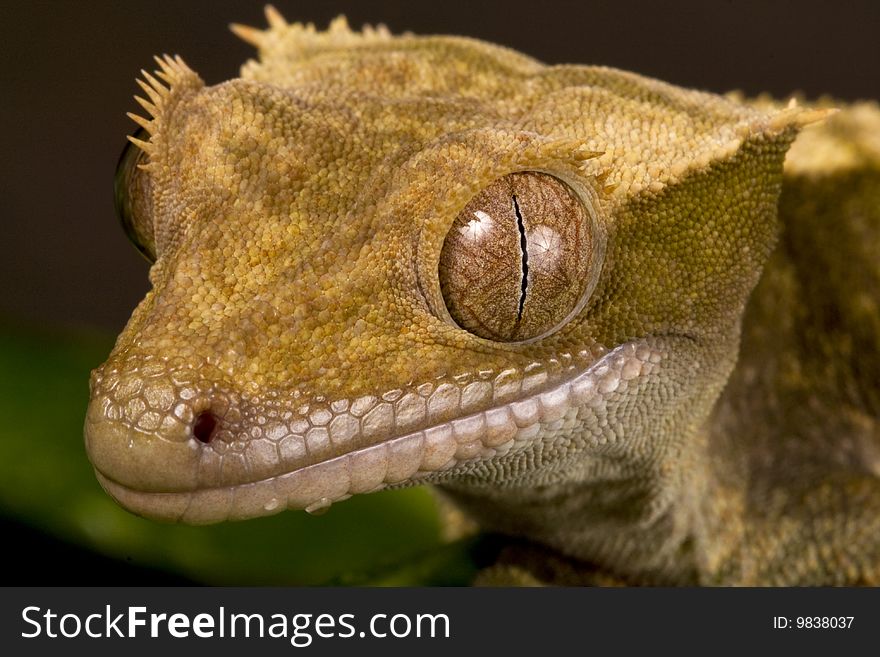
xmin=126 ymin=54 xmax=204 ymax=164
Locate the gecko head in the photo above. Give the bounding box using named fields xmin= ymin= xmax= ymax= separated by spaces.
xmin=85 ymin=11 xmax=809 ymax=523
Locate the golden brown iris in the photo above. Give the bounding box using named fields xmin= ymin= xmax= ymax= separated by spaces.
xmin=439 ymin=172 xmax=593 ymax=342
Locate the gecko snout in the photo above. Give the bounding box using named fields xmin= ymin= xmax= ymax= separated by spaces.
xmin=83 ymin=358 xmax=245 ymax=499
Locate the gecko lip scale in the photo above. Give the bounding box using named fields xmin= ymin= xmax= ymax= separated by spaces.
xmin=92 ymin=339 xmax=664 ymax=524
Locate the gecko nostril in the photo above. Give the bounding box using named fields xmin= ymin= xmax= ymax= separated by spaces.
xmin=192 ymin=411 xmax=219 ymax=443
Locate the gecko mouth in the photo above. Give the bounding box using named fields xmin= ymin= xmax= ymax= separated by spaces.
xmin=87 ymin=339 xmax=665 ymax=524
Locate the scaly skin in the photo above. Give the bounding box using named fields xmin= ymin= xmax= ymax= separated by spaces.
xmin=85 ymin=8 xmax=880 ymax=584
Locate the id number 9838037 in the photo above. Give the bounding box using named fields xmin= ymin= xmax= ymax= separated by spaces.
xmin=772 ymin=616 xmax=854 ymax=629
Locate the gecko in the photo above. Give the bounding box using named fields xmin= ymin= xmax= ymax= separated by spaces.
xmin=85 ymin=6 xmax=880 ymax=585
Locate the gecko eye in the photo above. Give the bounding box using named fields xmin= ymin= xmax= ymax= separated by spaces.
xmin=114 ymin=127 xmax=156 ymax=263
xmin=438 ymin=172 xmax=595 ymax=342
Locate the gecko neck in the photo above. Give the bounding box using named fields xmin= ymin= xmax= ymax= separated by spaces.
xmin=440 ymin=424 xmax=727 ymax=585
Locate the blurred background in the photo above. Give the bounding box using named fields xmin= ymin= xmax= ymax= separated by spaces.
xmin=1 ymin=0 xmax=877 ymax=584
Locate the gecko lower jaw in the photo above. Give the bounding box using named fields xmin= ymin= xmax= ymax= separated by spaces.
xmin=87 ymin=339 xmax=666 ymax=524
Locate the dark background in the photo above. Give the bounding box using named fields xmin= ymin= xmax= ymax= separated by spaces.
xmin=0 ymin=0 xmax=877 ymax=584
xmin=1 ymin=0 xmax=878 ymax=334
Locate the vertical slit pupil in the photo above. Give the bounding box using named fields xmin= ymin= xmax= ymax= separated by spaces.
xmin=193 ymin=411 xmax=218 ymax=443
xmin=512 ymin=194 xmax=529 ymax=321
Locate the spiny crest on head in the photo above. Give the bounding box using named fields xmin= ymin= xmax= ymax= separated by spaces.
xmin=230 ymin=4 xmax=392 ymax=60
xmin=126 ymin=54 xmax=204 ymax=159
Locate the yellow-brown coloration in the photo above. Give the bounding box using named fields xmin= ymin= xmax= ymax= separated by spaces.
xmin=86 ymin=7 xmax=880 ymax=584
